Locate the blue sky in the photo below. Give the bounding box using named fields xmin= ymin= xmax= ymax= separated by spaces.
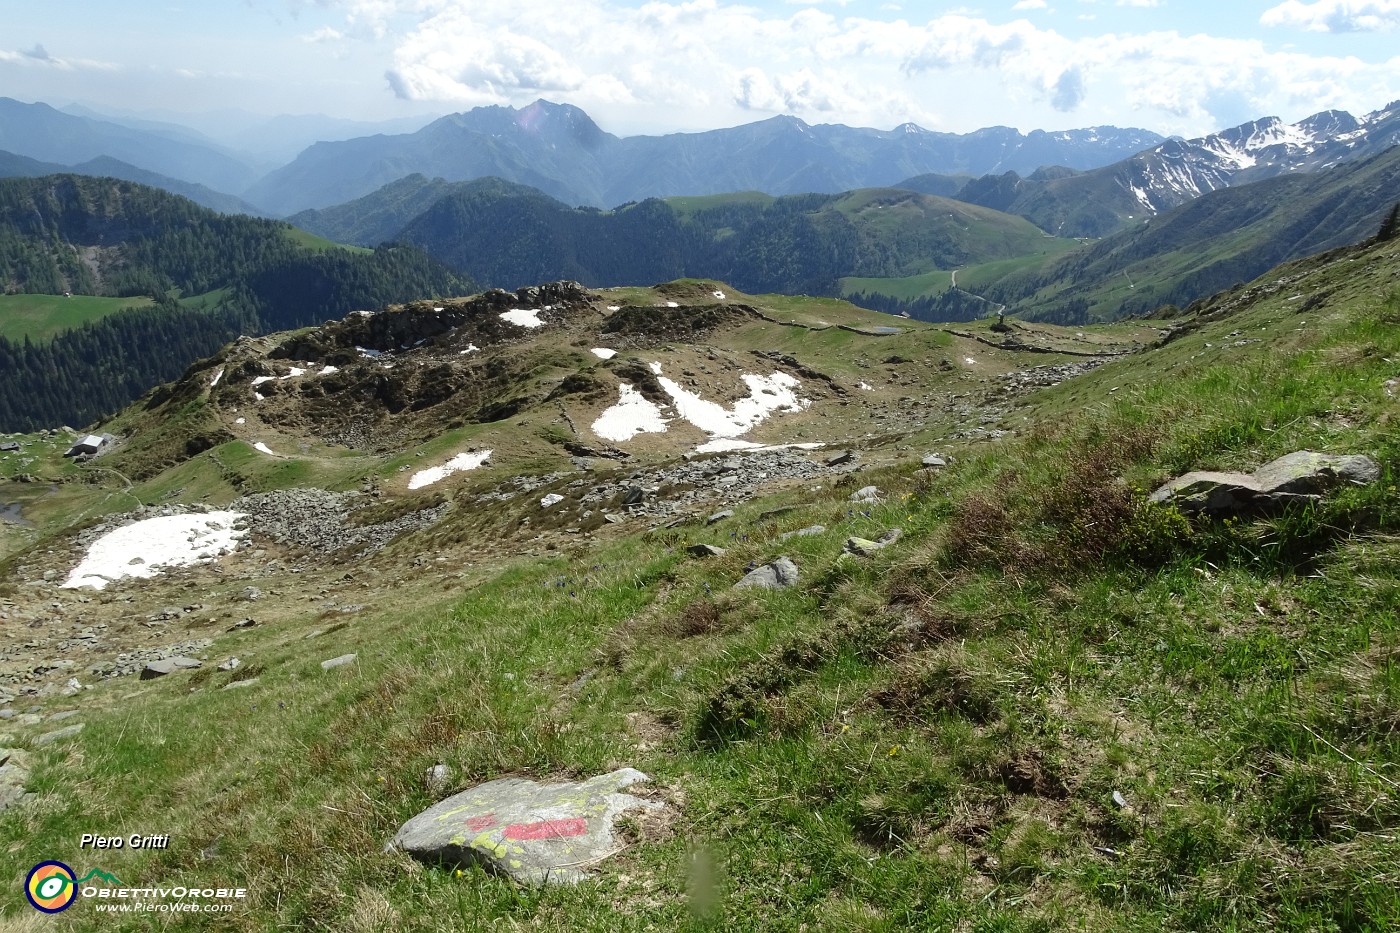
xmin=3 ymin=1 xmax=1399 ymax=138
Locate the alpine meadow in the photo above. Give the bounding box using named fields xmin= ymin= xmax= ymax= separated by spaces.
xmin=3 ymin=2 xmax=1400 ymax=930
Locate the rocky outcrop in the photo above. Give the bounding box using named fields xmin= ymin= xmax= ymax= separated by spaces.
xmin=1149 ymin=451 xmax=1381 ymax=515
xmin=233 ymin=489 xmax=447 ymax=557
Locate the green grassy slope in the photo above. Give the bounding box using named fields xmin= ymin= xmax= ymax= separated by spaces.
xmin=0 ymin=294 xmax=154 ymax=343
xmin=2 ymin=249 xmax=1399 ymax=929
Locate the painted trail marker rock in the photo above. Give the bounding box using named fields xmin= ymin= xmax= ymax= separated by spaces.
xmin=389 ymin=767 xmax=662 ymax=884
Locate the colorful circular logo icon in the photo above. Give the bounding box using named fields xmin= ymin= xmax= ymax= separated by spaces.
xmin=25 ymin=861 xmax=77 ymax=913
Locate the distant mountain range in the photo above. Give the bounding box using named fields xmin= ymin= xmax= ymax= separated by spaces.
xmin=289 ymin=129 xmax=1400 ymax=326
xmin=937 ymin=101 xmax=1400 ymax=237
xmin=0 ymin=98 xmax=260 ymax=194
xmin=6 ymin=95 xmax=1400 ymax=248
xmin=245 ymin=100 xmax=1165 ymax=214
xmin=988 ymin=142 xmax=1400 ymax=322
xmin=0 ymin=148 xmax=265 ymax=216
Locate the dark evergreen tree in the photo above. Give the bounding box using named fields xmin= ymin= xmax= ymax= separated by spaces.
xmin=1377 ymin=202 xmax=1400 ymax=243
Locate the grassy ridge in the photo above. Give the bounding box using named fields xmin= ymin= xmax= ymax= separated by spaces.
xmin=3 ymin=245 xmax=1400 ymax=929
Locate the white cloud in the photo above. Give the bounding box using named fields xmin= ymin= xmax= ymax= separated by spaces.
xmin=299 ymin=0 xmax=1400 ymax=137
xmin=0 ymin=44 xmax=119 ymax=71
xmin=1262 ymin=0 xmax=1400 ymax=31
xmin=302 ymin=26 xmax=345 ymax=43
xmin=1012 ymin=0 xmax=1048 ymax=9
xmin=387 ymin=8 xmax=588 ymax=103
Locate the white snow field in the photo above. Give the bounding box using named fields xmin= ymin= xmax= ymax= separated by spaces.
xmin=592 ymin=364 xmax=811 ymax=446
xmin=655 ymin=368 xmax=810 ymax=437
xmin=407 ymin=449 xmax=493 ymax=490
xmin=591 ymin=384 xmax=669 ymax=441
xmin=500 ymin=308 xmax=546 ymax=328
xmin=253 ymin=442 xmax=274 ymax=454
xmin=210 ymin=368 xmax=224 ymax=387
xmin=62 ymin=512 xmax=248 ymax=590
xmin=590 ymin=348 xmax=618 ymax=360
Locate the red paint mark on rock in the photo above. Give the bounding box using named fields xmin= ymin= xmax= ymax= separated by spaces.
xmin=465 ymin=814 xmax=497 ymax=832
xmin=503 ymin=818 xmax=588 ymax=840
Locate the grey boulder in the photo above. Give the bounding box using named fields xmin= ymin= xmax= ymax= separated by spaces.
xmin=389 ymin=767 xmax=663 ymax=884
xmin=35 ymin=724 xmax=84 ymax=746
xmin=0 ymin=747 xmax=31 ymax=811
xmin=1150 ymin=451 xmax=1380 ymax=515
xmin=735 ymin=556 xmax=799 ymax=590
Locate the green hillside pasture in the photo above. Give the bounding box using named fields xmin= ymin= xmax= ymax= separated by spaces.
xmin=283 ymin=225 xmax=374 ymax=254
xmin=840 ymin=238 xmax=1081 ymax=301
xmin=663 ymin=190 xmax=776 ymax=220
xmin=0 ymin=294 xmax=154 ymax=343
xmin=840 ymin=269 xmax=953 ymax=300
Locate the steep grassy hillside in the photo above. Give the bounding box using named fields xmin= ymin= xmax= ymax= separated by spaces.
xmin=1 ymin=245 xmax=1397 ymax=929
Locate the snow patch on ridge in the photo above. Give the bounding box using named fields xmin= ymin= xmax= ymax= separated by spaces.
xmin=408 ymin=449 xmax=493 ymax=490
xmin=592 ymin=384 xmax=669 ymax=442
xmin=655 ymin=369 xmax=810 ymax=438
xmin=501 ymin=308 xmax=546 ymax=328
xmin=593 ymin=361 xmax=812 ymax=447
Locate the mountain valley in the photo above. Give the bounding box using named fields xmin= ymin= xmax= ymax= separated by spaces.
xmin=1 ymin=88 xmax=1399 ymax=930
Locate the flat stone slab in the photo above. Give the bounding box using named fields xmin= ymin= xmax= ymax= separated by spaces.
xmin=849 ymin=485 xmax=882 ymax=503
xmin=140 ymin=657 xmax=202 ymax=679
xmin=0 ymin=747 xmax=32 ymax=811
xmin=706 ymin=510 xmax=734 ymax=525
xmin=687 ymin=544 xmax=726 ymax=558
xmin=390 ymin=767 xmax=662 ymax=884
xmin=321 ymin=654 xmax=357 ymax=671
xmin=780 ymin=524 xmax=825 ymax=540
xmin=1150 ymin=451 xmax=1380 ymax=515
xmin=35 ymin=724 xmax=83 ymax=746
xmin=735 ymin=556 xmax=799 ymax=589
